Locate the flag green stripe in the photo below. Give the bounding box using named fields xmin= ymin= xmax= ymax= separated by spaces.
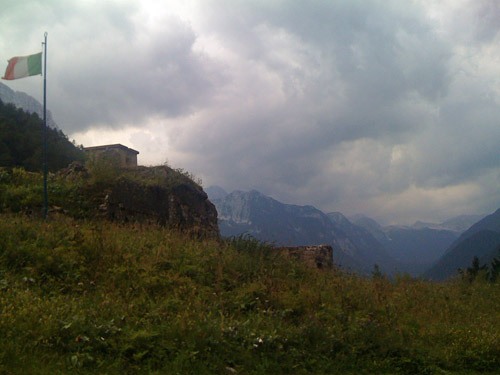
xmin=27 ymin=52 xmax=42 ymax=76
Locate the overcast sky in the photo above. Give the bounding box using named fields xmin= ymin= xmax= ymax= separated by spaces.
xmin=2 ymin=0 xmax=500 ymax=224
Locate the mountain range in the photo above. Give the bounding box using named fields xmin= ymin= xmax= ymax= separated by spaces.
xmin=212 ymin=188 xmax=397 ymax=274
xmin=206 ymin=186 xmax=498 ymax=279
xmin=411 ymin=214 xmax=485 ymax=232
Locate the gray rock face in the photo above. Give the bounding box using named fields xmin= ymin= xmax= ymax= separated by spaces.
xmin=0 ymin=82 xmax=58 ymax=128
xmin=104 ymin=178 xmax=219 ymax=239
xmin=57 ymin=163 xmax=220 ymax=239
xmin=326 ymin=211 xmax=399 ymax=273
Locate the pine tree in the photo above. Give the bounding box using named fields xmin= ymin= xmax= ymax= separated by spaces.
xmin=465 ymin=256 xmax=487 ymax=283
xmin=488 ymin=249 xmax=500 ymax=282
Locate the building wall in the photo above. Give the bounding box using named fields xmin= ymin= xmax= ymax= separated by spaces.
xmin=85 ymin=147 xmax=138 ymax=168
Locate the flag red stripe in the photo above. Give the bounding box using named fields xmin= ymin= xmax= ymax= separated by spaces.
xmin=2 ymin=57 xmax=19 ymax=80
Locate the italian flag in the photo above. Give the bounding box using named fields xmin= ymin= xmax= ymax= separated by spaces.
xmin=2 ymin=52 xmax=42 ymax=80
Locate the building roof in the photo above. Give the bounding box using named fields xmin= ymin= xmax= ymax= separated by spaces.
xmin=83 ymin=143 xmax=139 ymax=155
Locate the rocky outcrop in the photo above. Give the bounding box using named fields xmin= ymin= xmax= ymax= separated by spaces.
xmin=101 ymin=178 xmax=219 ymax=239
xmin=57 ymin=163 xmax=219 ymax=239
xmin=275 ymin=245 xmax=334 ymax=269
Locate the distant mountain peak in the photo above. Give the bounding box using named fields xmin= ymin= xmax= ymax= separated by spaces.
xmin=248 ymin=189 xmax=265 ymax=197
xmin=412 ymin=220 xmax=437 ymax=229
xmin=411 ymin=214 xmax=487 ymax=232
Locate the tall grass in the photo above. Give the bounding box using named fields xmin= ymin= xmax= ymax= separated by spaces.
xmin=0 ymin=164 xmax=203 ymax=219
xmin=1 ymin=214 xmax=500 ymax=374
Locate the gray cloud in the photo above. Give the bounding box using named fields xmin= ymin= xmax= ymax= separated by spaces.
xmin=53 ymin=10 xmax=222 ymax=132
xmin=2 ymin=0 xmax=500 ymax=223
xmin=2 ymin=0 xmax=223 ymax=133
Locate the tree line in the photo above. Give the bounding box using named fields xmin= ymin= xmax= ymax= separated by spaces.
xmin=0 ymin=99 xmax=84 ymax=172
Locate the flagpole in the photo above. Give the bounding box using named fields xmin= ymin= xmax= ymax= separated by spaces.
xmin=42 ymin=32 xmax=48 ymax=219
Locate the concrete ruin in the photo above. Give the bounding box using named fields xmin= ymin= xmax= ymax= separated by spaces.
xmin=275 ymin=244 xmax=334 ymax=269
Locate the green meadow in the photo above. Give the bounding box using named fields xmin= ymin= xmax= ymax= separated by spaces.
xmin=1 ymin=213 xmax=500 ymax=374
xmin=0 ymin=166 xmax=499 ymax=374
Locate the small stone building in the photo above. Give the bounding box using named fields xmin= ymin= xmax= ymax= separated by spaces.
xmin=84 ymin=144 xmax=139 ymax=168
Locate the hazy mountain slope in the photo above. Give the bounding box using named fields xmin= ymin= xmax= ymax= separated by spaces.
xmin=444 ymin=208 xmax=500 ymax=252
xmin=425 ymin=230 xmax=500 ymax=280
xmin=205 ymin=185 xmax=228 ymax=201
xmin=352 ymin=215 xmax=458 ymax=275
xmin=425 ymin=208 xmax=500 ymax=280
xmin=213 ymin=191 xmax=398 ymax=274
xmin=326 ymin=212 xmax=399 ymax=273
xmin=382 ymin=227 xmax=458 ymax=275
xmin=351 ymin=216 xmax=388 ymax=243
xmin=439 ymin=214 xmax=487 ymax=232
xmin=0 ymin=82 xmax=57 ymax=128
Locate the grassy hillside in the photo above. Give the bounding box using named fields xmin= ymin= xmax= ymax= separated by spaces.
xmin=0 ymin=163 xmax=204 ymax=219
xmin=1 ymin=214 xmax=500 ymax=374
